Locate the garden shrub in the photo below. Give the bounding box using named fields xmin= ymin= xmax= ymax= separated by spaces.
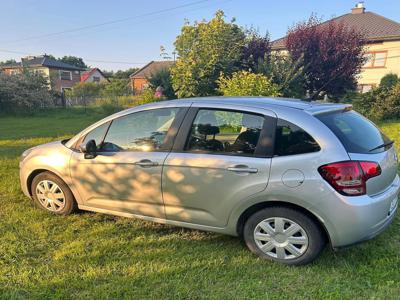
xmin=353 ymin=82 xmax=400 ymax=121
xmin=380 ymin=73 xmax=399 ymax=90
xmin=217 ymin=70 xmax=281 ymax=97
xmin=0 ymin=72 xmax=55 ymax=114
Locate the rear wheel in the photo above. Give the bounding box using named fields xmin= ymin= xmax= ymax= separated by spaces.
xmin=243 ymin=206 xmax=325 ymax=265
xmin=31 ymin=172 xmax=77 ymax=215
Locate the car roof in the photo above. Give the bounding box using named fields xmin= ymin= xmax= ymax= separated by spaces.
xmin=143 ymin=96 xmax=351 ymax=115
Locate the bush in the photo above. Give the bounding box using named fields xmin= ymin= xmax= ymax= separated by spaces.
xmin=353 ymin=82 xmax=400 ymax=121
xmin=0 ymin=72 xmax=55 ymax=114
xmin=136 ymin=88 xmax=160 ymax=105
xmin=217 ymin=70 xmax=281 ymax=96
xmin=147 ymin=69 xmax=175 ymax=99
xmin=380 ymin=73 xmax=399 ymax=90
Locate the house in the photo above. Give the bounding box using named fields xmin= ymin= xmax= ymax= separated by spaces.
xmin=130 ymin=60 xmax=174 ymax=94
xmin=271 ymin=2 xmax=400 ymax=93
xmin=0 ymin=55 xmax=83 ymax=92
xmin=80 ymin=68 xmax=109 ymax=83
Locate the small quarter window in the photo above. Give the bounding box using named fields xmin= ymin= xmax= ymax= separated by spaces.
xmin=274 ymin=119 xmax=320 ymax=156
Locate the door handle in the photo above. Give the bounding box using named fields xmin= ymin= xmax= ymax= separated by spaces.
xmin=134 ymin=159 xmax=159 ymax=167
xmin=227 ymin=165 xmax=258 ymax=173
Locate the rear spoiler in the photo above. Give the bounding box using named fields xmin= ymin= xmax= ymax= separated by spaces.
xmin=307 ymin=104 xmax=352 ymax=116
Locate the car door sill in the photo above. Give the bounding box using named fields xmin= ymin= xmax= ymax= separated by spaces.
xmin=78 ymin=205 xmax=232 ymax=235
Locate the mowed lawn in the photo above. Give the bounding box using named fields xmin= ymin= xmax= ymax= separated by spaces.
xmin=0 ymin=108 xmax=399 ymax=299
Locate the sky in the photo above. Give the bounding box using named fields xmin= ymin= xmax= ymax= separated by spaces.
xmin=0 ymin=0 xmax=399 ymax=71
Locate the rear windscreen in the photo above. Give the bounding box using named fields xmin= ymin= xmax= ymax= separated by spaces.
xmin=316 ymin=110 xmax=391 ymax=154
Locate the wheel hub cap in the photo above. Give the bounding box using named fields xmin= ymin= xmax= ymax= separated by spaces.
xmin=36 ymin=180 xmax=66 ymax=212
xmin=253 ymin=217 xmax=309 ymax=260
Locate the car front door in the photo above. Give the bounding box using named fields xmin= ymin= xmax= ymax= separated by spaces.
xmin=162 ymin=104 xmax=276 ymax=227
xmin=70 ymin=106 xmax=187 ymax=218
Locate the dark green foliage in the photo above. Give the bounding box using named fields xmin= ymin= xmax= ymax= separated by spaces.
xmin=112 ymin=68 xmax=139 ymax=79
xmin=147 ymin=69 xmax=176 ymax=99
xmin=353 ymin=82 xmax=400 ymax=121
xmin=256 ymin=54 xmax=306 ymax=98
xmin=0 ymin=71 xmax=55 ymax=114
xmin=59 ymin=56 xmax=88 ymax=69
xmin=380 ymin=73 xmax=399 ymax=90
xmin=0 ymin=59 xmax=17 ymax=66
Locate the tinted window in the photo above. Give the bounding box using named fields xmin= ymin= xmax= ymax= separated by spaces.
xmin=275 ymin=120 xmax=320 ymax=156
xmin=81 ymin=122 xmax=109 ymax=149
xmin=185 ymin=109 xmax=265 ymax=156
xmin=316 ymin=110 xmax=391 ymax=154
xmin=101 ymin=108 xmax=179 ymax=152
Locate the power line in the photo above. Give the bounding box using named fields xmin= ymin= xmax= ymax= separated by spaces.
xmin=1 ymin=0 xmax=211 ymax=45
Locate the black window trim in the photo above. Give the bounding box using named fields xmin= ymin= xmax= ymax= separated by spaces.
xmin=73 ymin=107 xmax=189 ymax=153
xmin=172 ymin=107 xmax=276 ymax=158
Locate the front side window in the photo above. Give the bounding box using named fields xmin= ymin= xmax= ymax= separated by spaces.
xmin=101 ymin=108 xmax=179 ymax=152
xmin=274 ymin=119 xmax=320 ymax=156
xmin=185 ymin=109 xmax=265 ymax=156
xmin=81 ymin=122 xmax=110 ymax=150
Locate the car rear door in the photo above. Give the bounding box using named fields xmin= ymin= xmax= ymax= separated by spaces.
xmin=162 ymin=104 xmax=276 ymax=227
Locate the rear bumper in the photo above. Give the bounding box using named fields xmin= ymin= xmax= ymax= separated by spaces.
xmin=314 ymin=175 xmax=399 ymax=248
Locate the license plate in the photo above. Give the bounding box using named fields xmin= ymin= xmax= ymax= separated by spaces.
xmin=389 ymin=198 xmax=398 ymax=214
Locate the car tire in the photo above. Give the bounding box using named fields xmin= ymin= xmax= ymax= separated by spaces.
xmin=31 ymin=171 xmax=77 ymax=215
xmin=243 ymin=206 xmax=326 ymax=265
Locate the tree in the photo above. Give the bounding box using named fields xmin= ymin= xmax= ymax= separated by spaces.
xmin=217 ymin=70 xmax=280 ymax=97
xmin=171 ymin=10 xmax=246 ymax=98
xmin=101 ymin=79 xmax=130 ymax=97
xmin=256 ymin=53 xmax=306 ymax=98
xmin=241 ymin=29 xmax=271 ymax=71
xmin=112 ymin=68 xmax=139 ymax=79
xmin=0 ymin=59 xmax=17 ymax=66
xmin=353 ymin=82 xmax=400 ymax=121
xmin=0 ymin=71 xmax=54 ymax=113
xmin=286 ymin=16 xmax=365 ymax=100
xmin=59 ymin=56 xmax=88 ymax=69
xmin=147 ymin=69 xmax=175 ymax=99
xmin=380 ymin=73 xmax=399 ymax=90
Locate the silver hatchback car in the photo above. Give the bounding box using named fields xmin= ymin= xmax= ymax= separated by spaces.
xmin=20 ymin=97 xmax=399 ymax=265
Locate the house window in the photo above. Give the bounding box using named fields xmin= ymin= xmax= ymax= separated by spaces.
xmin=363 ymin=51 xmax=387 ymax=68
xmin=357 ymin=84 xmax=375 ymax=93
xmin=60 ymin=70 xmax=72 ymax=80
xmin=10 ymin=69 xmax=20 ymax=75
xmin=93 ymin=76 xmax=100 ymax=82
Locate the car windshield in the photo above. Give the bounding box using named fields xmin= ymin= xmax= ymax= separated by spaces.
xmin=316 ymin=110 xmax=392 ymax=154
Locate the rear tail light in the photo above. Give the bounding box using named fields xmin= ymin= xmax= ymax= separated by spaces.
xmin=318 ymin=161 xmax=381 ymax=196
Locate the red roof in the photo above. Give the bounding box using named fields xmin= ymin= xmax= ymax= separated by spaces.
xmin=80 ymin=68 xmax=109 ymax=82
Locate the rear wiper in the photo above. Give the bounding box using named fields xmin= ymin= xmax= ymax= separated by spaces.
xmin=369 ymin=140 xmax=394 ymax=152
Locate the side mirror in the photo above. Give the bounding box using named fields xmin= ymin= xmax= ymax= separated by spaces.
xmin=80 ymin=139 xmax=97 ymax=159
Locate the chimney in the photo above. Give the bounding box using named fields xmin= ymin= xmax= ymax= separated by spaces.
xmin=351 ymin=2 xmax=365 ymax=14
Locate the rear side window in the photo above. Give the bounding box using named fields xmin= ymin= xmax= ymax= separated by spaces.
xmin=316 ymin=110 xmax=391 ymax=154
xmin=274 ymin=120 xmax=320 ymax=156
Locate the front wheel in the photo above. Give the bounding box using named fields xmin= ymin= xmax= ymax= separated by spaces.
xmin=31 ymin=172 xmax=77 ymax=215
xmin=243 ymin=206 xmax=326 ymax=265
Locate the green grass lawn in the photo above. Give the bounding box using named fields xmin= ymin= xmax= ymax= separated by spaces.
xmin=0 ymin=108 xmax=399 ymax=299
